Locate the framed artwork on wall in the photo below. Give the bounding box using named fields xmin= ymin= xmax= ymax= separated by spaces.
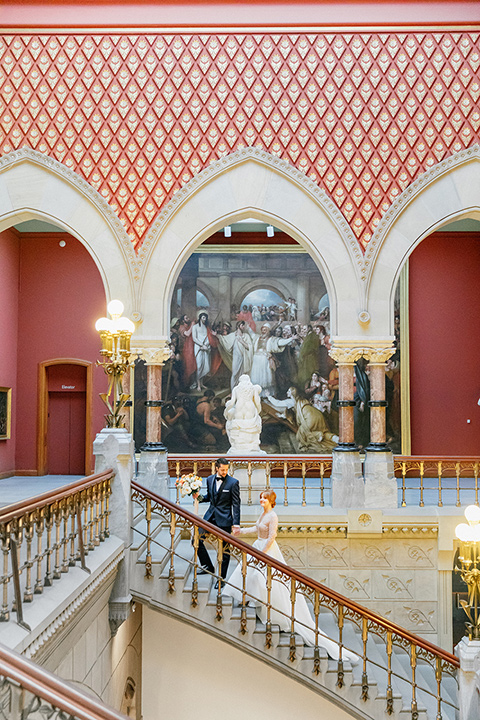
xmin=0 ymin=387 xmax=12 ymax=440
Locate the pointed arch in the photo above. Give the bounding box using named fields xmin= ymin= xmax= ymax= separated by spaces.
xmin=365 ymin=144 xmax=480 ymax=335
xmin=0 ymin=149 xmax=136 ymax=312
xmin=138 ymin=148 xmax=362 ymax=339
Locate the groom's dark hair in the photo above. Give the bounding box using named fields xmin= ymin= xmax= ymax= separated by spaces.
xmin=215 ymin=457 xmax=229 ymax=468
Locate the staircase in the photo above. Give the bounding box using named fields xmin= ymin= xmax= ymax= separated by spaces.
xmin=130 ymin=481 xmax=458 ymax=720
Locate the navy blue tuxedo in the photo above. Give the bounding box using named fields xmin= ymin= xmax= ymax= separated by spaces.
xmin=197 ymin=473 xmax=240 ymax=578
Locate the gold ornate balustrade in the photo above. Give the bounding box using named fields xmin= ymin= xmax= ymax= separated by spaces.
xmin=168 ymin=455 xmax=333 ymax=507
xmin=131 ymin=480 xmax=459 ymax=719
xmin=167 ymin=454 xmax=480 ymax=508
xmin=0 ymin=642 xmax=127 ymax=720
xmin=0 ymin=471 xmax=112 ymax=630
xmin=394 ymin=457 xmax=480 ymax=508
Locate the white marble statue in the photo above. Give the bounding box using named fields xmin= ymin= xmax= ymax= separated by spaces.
xmin=224 ymin=374 xmax=265 ymax=455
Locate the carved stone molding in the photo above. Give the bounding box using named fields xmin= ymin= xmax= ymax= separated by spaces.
xmin=329 ymin=345 xmax=394 ymax=364
xmin=277 ymin=524 xmax=347 ymax=537
xmin=364 ymin=143 xmax=480 ymax=280
xmin=137 ymin=146 xmax=362 ymax=276
xmin=0 ymin=148 xmax=136 ymax=267
xmin=26 ymin=545 xmax=124 ymax=660
xmin=363 ymin=347 xmax=396 ymax=364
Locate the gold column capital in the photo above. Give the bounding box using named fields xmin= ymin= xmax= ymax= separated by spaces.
xmin=362 ymin=347 xmax=396 ymax=364
xmin=329 ymin=347 xmax=365 ymax=365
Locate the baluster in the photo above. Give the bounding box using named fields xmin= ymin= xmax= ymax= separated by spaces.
xmin=61 ymin=501 xmax=70 ymax=573
xmin=361 ymin=616 xmax=369 ymax=700
xmin=34 ymin=509 xmax=44 ymax=594
xmin=82 ymin=492 xmax=89 ymax=555
xmin=191 ymin=525 xmax=199 ymax=607
xmin=104 ymin=478 xmax=111 ymax=538
xmin=455 ymin=463 xmax=461 ymax=507
xmin=386 ymin=630 xmax=393 ymax=714
xmin=266 ymin=462 xmax=271 ymax=490
xmin=88 ymin=488 xmax=95 ymax=551
xmin=0 ymin=526 xmax=10 ymax=621
xmin=69 ymin=498 xmax=77 ymax=566
xmin=301 ymin=462 xmax=306 ymax=507
xmin=289 ymin=579 xmax=296 ymax=661
xmin=313 ymin=591 xmax=320 ymax=675
xmin=337 ymin=604 xmax=344 ymax=687
xmin=247 ymin=462 xmax=252 ymax=506
xmin=319 ymin=462 xmax=325 ymax=507
xmin=44 ymin=506 xmax=54 ymax=586
xmin=240 ymin=553 xmax=247 ymax=635
xmin=193 ymin=461 xmax=198 ymax=477
xmin=410 ymin=644 xmax=418 ymax=720
xmin=215 ymin=538 xmax=223 ymax=620
xmin=474 ymin=463 xmax=479 ymax=506
xmin=23 ymin=514 xmax=34 ymax=602
xmin=435 ymin=656 xmax=443 ymax=720
xmin=98 ymin=482 xmax=106 ymax=541
xmin=437 ymin=461 xmax=443 ymax=508
xmin=53 ymin=503 xmax=62 ymax=579
xmin=265 ymin=565 xmax=272 ymax=649
xmin=168 ymin=511 xmax=175 ymax=592
xmin=401 ymin=462 xmax=407 ymax=507
xmin=283 ymin=462 xmax=288 ymax=507
xmin=94 ymin=484 xmax=101 ymax=546
xmin=419 ymin=462 xmax=424 ymax=508
xmin=210 ymin=460 xmax=215 ymax=475
xmin=176 ymin=461 xmax=180 ymax=503
xmin=145 ymin=498 xmax=152 ymax=579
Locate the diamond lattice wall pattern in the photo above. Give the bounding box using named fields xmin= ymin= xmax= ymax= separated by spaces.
xmin=0 ymin=32 xmax=479 ymax=250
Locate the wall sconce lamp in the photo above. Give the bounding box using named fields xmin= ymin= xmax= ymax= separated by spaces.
xmin=95 ymin=299 xmax=135 ymax=428
xmin=455 ymin=504 xmax=480 ymax=640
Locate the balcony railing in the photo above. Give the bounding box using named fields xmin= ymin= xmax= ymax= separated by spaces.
xmin=167 ymin=454 xmax=480 ymax=508
xmin=0 ymin=642 xmax=127 ymax=720
xmin=132 ymin=480 xmax=459 ymax=719
xmin=0 ymin=470 xmax=113 ymax=629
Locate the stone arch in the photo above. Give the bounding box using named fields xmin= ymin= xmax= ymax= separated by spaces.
xmin=138 ymin=148 xmax=361 ymax=339
xmin=232 ymin=278 xmax=292 ymax=310
xmin=0 ymin=149 xmax=136 ymax=313
xmin=364 ymin=144 xmax=480 ymax=336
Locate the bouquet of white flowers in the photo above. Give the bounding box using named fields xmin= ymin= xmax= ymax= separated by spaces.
xmin=176 ymin=473 xmax=203 ymax=498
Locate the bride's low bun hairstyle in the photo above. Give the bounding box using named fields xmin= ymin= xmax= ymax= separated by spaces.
xmin=260 ymin=489 xmax=276 ymax=508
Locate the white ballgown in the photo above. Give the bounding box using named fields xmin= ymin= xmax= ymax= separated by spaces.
xmin=223 ymin=510 xmax=358 ymax=663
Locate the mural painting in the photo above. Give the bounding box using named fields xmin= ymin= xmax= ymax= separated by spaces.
xmin=133 ymin=250 xmax=401 ymax=455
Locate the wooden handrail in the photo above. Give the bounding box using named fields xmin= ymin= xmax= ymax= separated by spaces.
xmin=0 ymin=470 xmax=114 ymax=524
xmin=132 ymin=479 xmax=459 ymax=668
xmin=0 ymin=642 xmax=128 ymax=720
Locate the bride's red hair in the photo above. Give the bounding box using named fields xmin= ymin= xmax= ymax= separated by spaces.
xmin=260 ymin=489 xmax=276 ymax=508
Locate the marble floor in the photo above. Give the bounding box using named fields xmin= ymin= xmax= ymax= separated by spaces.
xmin=0 ymin=475 xmax=82 ymax=507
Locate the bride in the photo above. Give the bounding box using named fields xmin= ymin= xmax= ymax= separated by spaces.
xmin=223 ymin=489 xmax=358 ymax=663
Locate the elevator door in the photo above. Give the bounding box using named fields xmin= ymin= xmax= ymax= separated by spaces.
xmin=46 ymin=364 xmax=87 ymax=475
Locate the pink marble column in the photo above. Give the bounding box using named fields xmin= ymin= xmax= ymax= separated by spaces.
xmin=145 ymin=363 xmax=164 ymax=447
xmin=367 ymin=362 xmax=387 ymax=448
xmin=329 ymin=348 xmax=363 ymax=451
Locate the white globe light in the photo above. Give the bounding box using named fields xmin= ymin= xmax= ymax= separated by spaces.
xmin=117 ymin=316 xmax=135 ymax=333
xmin=465 ymin=505 xmax=480 ymax=524
xmin=455 ymin=523 xmax=473 ymax=542
xmin=107 ymin=299 xmax=124 ymax=318
xmin=95 ymin=317 xmax=111 ymax=332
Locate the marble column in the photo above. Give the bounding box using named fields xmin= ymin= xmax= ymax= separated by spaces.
xmin=364 ymin=347 xmax=397 ymax=508
xmin=329 ymin=347 xmax=364 ymax=508
xmin=134 ymin=343 xmax=171 ymax=497
xmin=296 ymin=274 xmax=309 ymax=325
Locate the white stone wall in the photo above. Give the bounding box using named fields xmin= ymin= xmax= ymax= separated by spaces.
xmin=142 ymin=605 xmax=356 ymax=720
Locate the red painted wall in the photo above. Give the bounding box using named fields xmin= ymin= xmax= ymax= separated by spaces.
xmin=0 ymin=229 xmax=20 ymax=476
xmin=15 ymin=233 xmax=106 ymax=474
xmin=409 ymin=232 xmax=480 ymax=455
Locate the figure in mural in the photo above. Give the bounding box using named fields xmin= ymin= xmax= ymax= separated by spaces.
xmin=249 ymin=323 xmax=298 ymax=397
xmin=224 ymin=374 xmax=264 ymax=454
xmin=267 ymin=387 xmax=338 ymax=453
xmin=191 ymin=389 xmax=228 ymax=450
xmin=183 ymin=312 xmax=221 ymax=391
xmin=215 ymin=320 xmax=254 ymax=390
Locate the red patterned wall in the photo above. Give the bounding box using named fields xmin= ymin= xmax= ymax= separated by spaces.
xmin=0 ymin=32 xmax=478 ymax=250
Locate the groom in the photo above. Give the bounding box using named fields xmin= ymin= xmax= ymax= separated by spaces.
xmin=194 ymin=457 xmax=240 ymax=583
